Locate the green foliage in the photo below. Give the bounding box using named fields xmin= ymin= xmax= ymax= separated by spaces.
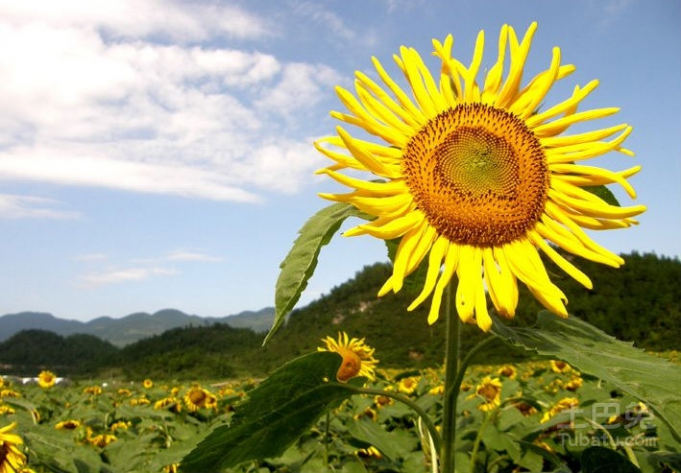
xmin=114 ymin=323 xmax=263 ymax=380
xmin=491 ymin=312 xmax=681 ymax=442
xmin=0 ymin=329 xmax=117 ymax=376
xmin=181 ymin=352 xmax=364 ymax=472
xmin=5 ymin=355 xmax=679 ymax=473
xmin=270 ymin=202 xmax=367 ymax=344
xmin=581 ymin=446 xmax=642 ymax=473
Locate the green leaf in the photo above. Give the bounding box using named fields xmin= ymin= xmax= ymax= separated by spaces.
xmin=584 ymin=185 xmax=621 ymax=207
xmin=180 ymin=352 xmax=364 ymax=472
xmin=491 ymin=311 xmax=681 ymax=443
xmin=267 ymin=202 xmax=367 ymax=344
xmin=346 ymin=417 xmax=415 ymax=461
xmin=581 ymin=446 xmax=642 ymax=473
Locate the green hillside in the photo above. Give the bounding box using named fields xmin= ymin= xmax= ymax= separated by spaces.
xmin=0 ymin=251 xmax=678 ymax=380
xmin=0 ymin=329 xmax=118 ymax=377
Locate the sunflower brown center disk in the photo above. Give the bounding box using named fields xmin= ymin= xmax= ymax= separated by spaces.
xmin=403 ymin=103 xmax=549 ymax=246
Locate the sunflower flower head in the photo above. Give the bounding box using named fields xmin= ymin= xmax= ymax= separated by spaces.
xmin=88 ymin=433 xmax=117 ymax=448
xmin=55 ymin=420 xmax=81 ymax=430
xmin=541 ymin=396 xmax=580 ymax=424
xmin=318 ymin=332 xmax=379 ymax=382
xmin=183 ymin=385 xmax=217 ymax=412
xmin=550 ymin=360 xmax=572 ymax=374
xmin=469 ymin=376 xmax=503 ymax=412
xmin=0 ymin=422 xmax=28 ymax=471
xmin=316 ymin=22 xmax=646 ymax=331
xmin=37 ymin=370 xmax=57 ymax=389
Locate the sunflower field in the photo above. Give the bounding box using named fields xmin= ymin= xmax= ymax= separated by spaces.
xmin=2 ymin=349 xmax=679 ymax=473
xmin=3 ymin=19 xmax=679 ymax=473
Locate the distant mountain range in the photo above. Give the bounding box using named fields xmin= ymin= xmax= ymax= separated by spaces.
xmin=0 ymin=308 xmax=275 ymax=347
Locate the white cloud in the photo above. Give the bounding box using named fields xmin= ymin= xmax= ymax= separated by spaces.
xmin=0 ymin=0 xmax=270 ymax=41
xmin=255 ymin=63 xmax=340 ymax=117
xmin=0 ymin=150 xmax=261 ymax=202
xmin=0 ymin=194 xmax=79 ymax=219
xmin=0 ymin=1 xmax=339 ymax=202
xmin=78 ymin=266 xmax=178 ymax=287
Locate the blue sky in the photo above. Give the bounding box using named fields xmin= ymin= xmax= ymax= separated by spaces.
xmin=0 ymin=0 xmax=678 ymax=322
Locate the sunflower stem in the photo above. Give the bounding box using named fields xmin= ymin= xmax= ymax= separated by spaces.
xmin=350 ymin=386 xmax=442 ymax=454
xmin=323 ymin=410 xmax=331 ymax=468
xmin=441 ymin=280 xmax=461 ymax=473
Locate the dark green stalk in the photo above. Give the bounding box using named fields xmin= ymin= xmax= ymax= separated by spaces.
xmin=441 ymin=280 xmax=461 ymax=473
xmin=324 ymin=410 xmax=331 ymax=468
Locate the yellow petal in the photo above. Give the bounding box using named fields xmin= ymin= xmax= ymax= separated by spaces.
xmin=481 ymin=24 xmax=508 ymax=103
xmin=496 ymin=22 xmax=537 ymax=108
xmin=528 ymin=230 xmax=593 ymax=289
xmin=390 ymin=221 xmax=431 ymax=293
xmin=455 ymin=245 xmax=482 ymax=323
xmin=346 ymin=211 xmax=422 ymax=239
xmin=510 ymin=46 xmax=562 ymax=118
xmin=408 ymin=236 xmax=450 ymax=311
xmin=355 ymin=70 xmax=422 ymax=129
xmin=462 ymin=30 xmax=485 ymax=103
xmin=541 ymin=123 xmax=628 ymax=148
xmin=533 ymin=108 xmax=621 ymax=137
xmin=427 ymin=244 xmax=460 ymax=325
xmin=483 ymin=248 xmax=516 ymax=317
xmin=548 ymin=189 xmax=647 ymax=219
xmin=316 ymin=169 xmax=406 ymax=195
xmin=474 ymin=279 xmax=492 ymax=332
xmin=337 ymin=127 xmax=401 ymax=179
xmin=526 ymin=80 xmax=599 ymax=128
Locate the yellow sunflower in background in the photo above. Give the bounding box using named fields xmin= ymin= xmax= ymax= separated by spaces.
xmin=470 ymin=376 xmax=503 ymax=412
xmin=0 ymin=422 xmax=28 ymax=472
xmin=316 ymin=22 xmax=646 ymax=331
xmin=183 ymin=386 xmax=218 ymax=412
xmin=88 ymin=433 xmax=117 ymax=448
xmin=541 ymin=396 xmax=580 ymax=423
xmin=37 ymin=370 xmax=57 ymax=389
xmin=318 ymin=332 xmax=379 ymax=382
xmin=55 ymin=420 xmax=81 ymax=430
xmin=550 ymin=360 xmax=572 ymax=374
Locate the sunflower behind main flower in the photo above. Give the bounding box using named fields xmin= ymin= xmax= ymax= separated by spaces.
xmin=316 ymin=22 xmax=645 ymax=331
xmin=318 ymin=332 xmax=379 ymax=382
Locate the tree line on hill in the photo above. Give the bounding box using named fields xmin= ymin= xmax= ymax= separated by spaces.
xmin=0 ymin=251 xmax=678 ymax=380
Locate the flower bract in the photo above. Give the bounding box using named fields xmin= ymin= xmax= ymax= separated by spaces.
xmin=316 ymin=22 xmax=646 ymax=331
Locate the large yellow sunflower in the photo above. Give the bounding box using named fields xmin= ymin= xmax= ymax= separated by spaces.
xmin=0 ymin=422 xmax=27 ymax=473
xmin=316 ymin=22 xmax=646 ymax=331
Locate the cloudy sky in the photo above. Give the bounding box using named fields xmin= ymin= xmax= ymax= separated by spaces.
xmin=1 ymin=0 xmax=678 ymax=321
